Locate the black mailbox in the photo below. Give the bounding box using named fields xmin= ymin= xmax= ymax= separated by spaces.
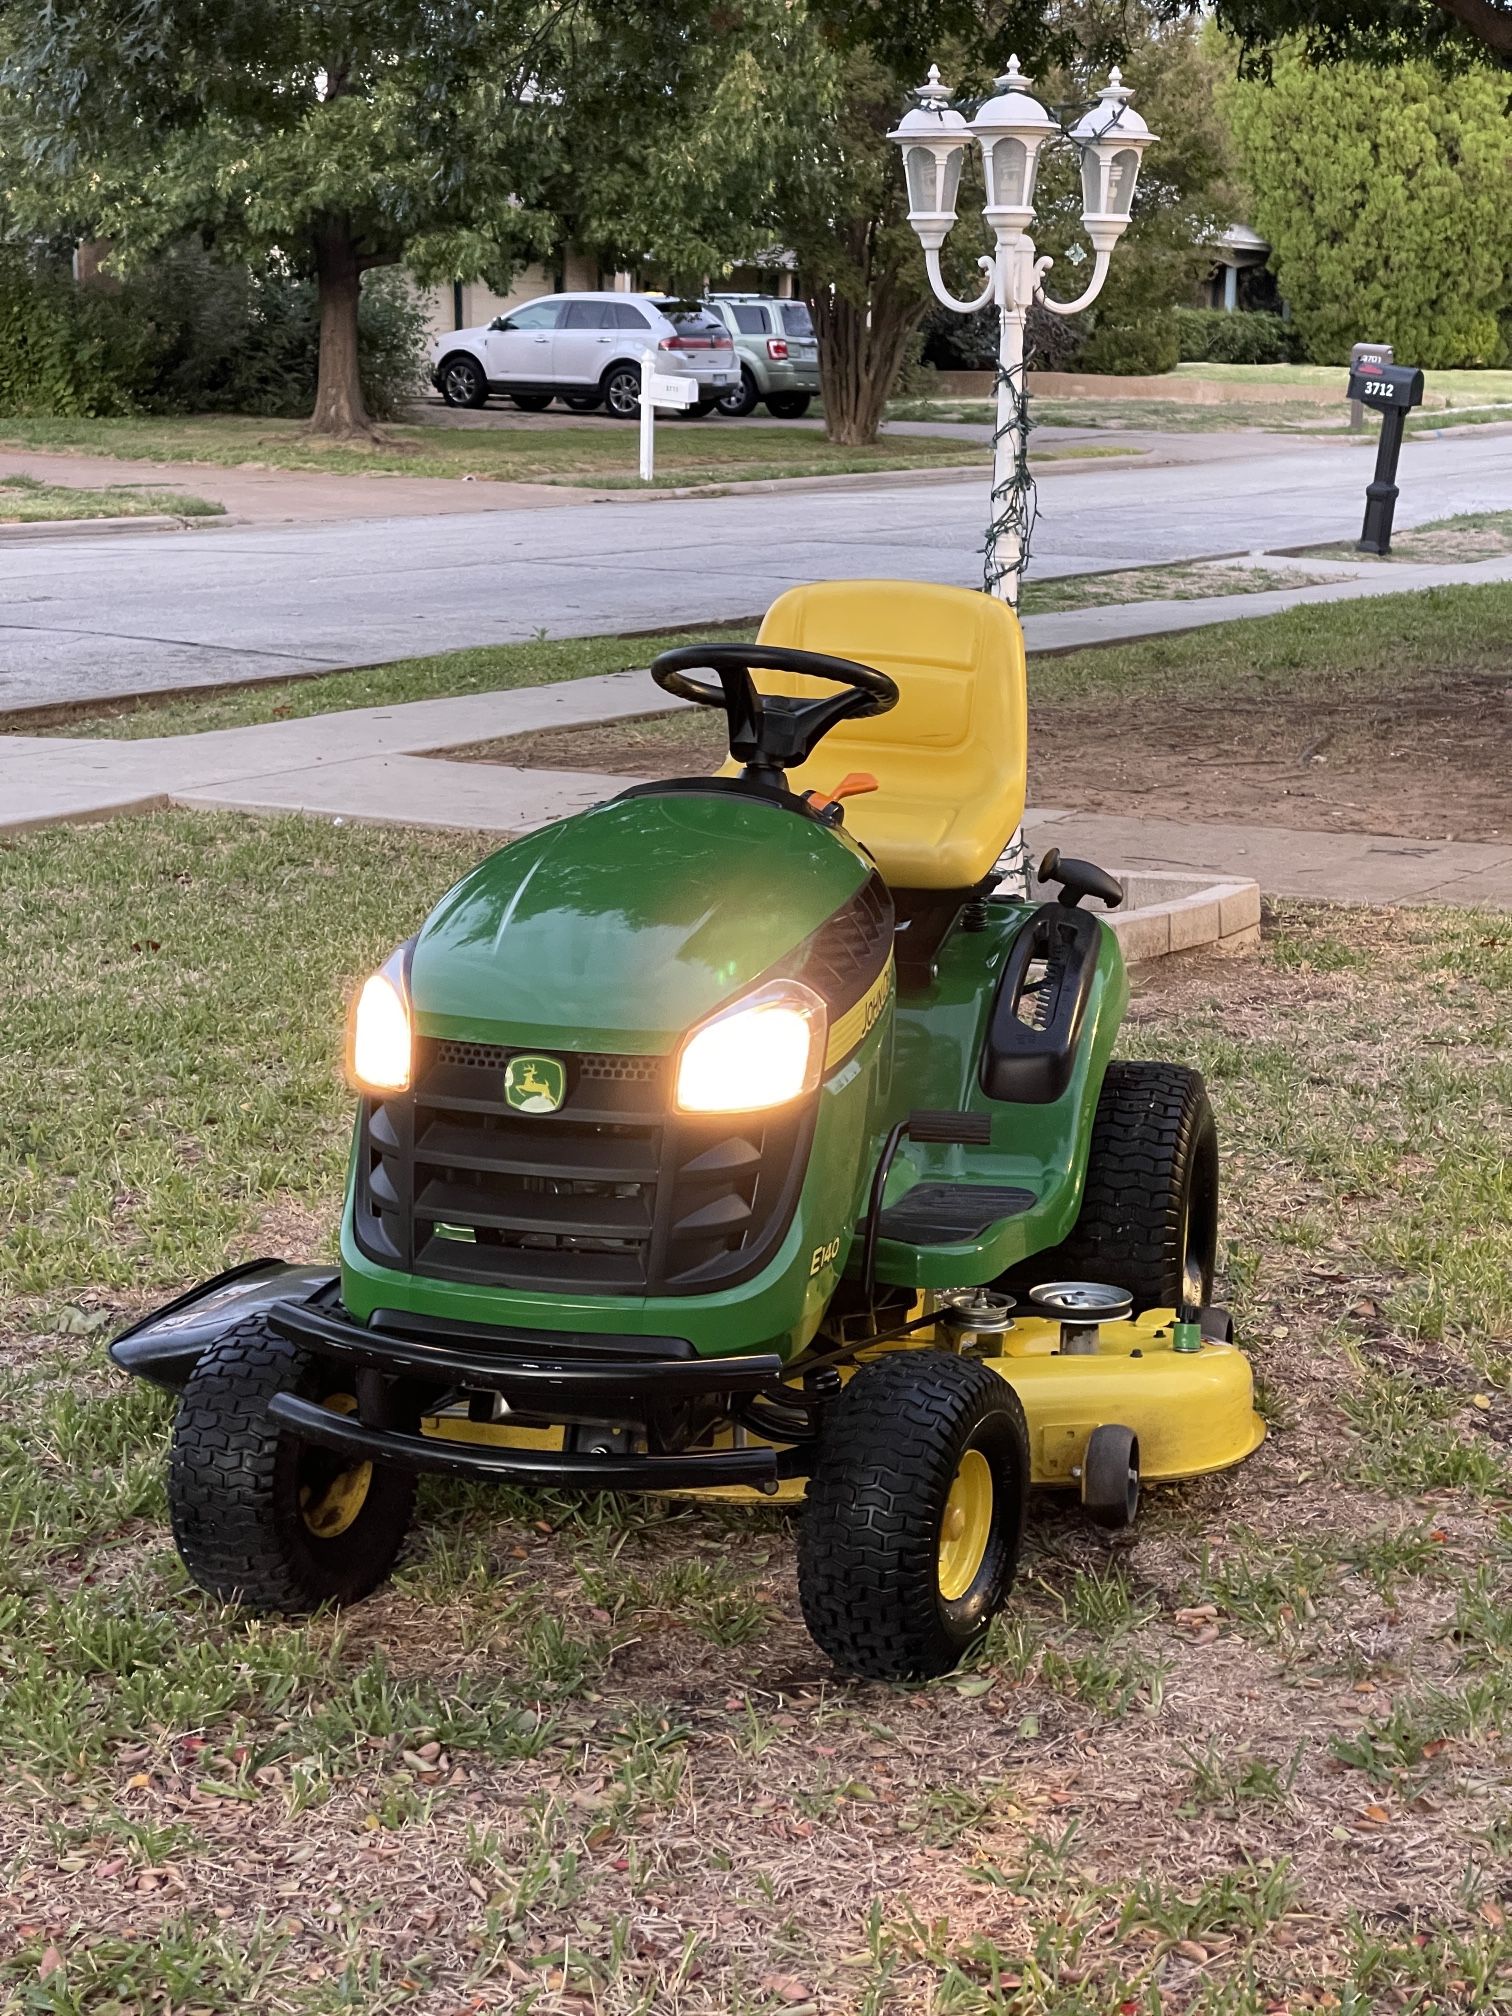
xmin=1346 ymin=360 xmax=1424 ymax=409
xmin=1346 ymin=358 xmax=1424 ymax=554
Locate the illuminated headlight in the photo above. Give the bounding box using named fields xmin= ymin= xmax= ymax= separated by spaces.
xmin=675 ymin=982 xmax=826 ymax=1115
xmin=348 ymin=949 xmax=412 ymax=1094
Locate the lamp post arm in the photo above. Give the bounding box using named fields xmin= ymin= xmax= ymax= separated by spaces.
xmin=924 ymin=247 xmax=998 ymax=316
xmin=1033 ymin=248 xmax=1111 ymax=319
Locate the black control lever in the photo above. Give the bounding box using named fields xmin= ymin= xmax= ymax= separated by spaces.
xmin=1037 ymin=846 xmax=1124 ymax=911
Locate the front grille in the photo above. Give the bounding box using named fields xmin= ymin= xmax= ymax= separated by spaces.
xmin=354 ymin=1039 xmax=813 ymax=1296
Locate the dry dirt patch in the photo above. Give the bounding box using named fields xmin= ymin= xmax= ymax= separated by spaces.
xmin=453 ymin=666 xmax=1512 ymax=843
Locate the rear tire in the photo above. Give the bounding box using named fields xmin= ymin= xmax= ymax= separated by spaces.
xmin=798 ymin=1351 xmax=1029 ymax=1680
xmin=601 ymin=363 xmax=643 ymax=419
xmin=676 ymin=399 xmax=719 ymax=419
xmin=764 ymin=392 xmax=812 ymax=419
xmin=563 ymin=393 xmax=602 ymax=413
xmin=168 ymin=1317 xmax=415 ymax=1613
xmin=1004 ymin=1062 xmax=1219 ymax=1313
xmin=437 ymin=354 xmax=487 ymax=409
xmin=510 ymin=393 xmax=553 ymax=412
xmin=716 ymin=368 xmax=761 ymax=418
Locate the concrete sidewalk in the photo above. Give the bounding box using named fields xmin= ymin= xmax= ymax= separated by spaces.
xmin=3 ymin=666 xmax=1509 ymax=909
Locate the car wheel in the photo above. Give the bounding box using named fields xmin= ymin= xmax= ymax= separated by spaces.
xmin=764 ymin=392 xmax=813 ymax=419
xmin=510 ymin=393 xmax=553 ymax=412
xmin=438 ymin=353 xmax=487 ymax=409
xmin=797 ymin=1351 xmax=1030 ymax=1680
xmin=675 ymin=399 xmax=720 ymax=420
xmin=601 ymin=363 xmax=643 ymax=420
xmin=562 ymin=394 xmax=603 ymax=413
xmin=717 ymin=369 xmax=761 ymax=418
xmin=168 ymin=1317 xmax=415 ymax=1613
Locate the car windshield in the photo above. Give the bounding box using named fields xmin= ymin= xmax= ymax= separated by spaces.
xmin=780 ymin=301 xmax=814 ymax=338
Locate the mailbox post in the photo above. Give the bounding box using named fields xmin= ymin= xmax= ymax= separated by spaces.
xmin=1346 ymin=357 xmax=1425 ymax=554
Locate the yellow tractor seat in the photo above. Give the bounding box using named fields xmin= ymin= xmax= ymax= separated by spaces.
xmin=717 ymin=580 xmax=1027 ymax=892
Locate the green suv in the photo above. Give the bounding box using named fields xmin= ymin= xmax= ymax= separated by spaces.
xmin=706 ymin=294 xmax=820 ymax=419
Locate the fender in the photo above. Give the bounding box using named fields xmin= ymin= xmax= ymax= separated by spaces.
xmin=109 ymin=1258 xmax=336 ymax=1391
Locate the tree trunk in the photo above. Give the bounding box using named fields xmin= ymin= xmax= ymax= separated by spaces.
xmin=809 ymin=236 xmax=925 ymax=446
xmin=310 ymin=218 xmax=373 ymax=438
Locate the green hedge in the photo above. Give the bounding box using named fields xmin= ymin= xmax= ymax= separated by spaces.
xmin=0 ymin=245 xmax=427 ymax=419
xmin=1175 ymin=307 xmax=1298 ymax=366
xmin=1075 ymin=310 xmax=1180 ymax=377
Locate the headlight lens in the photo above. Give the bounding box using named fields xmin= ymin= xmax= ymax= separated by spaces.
xmin=675 ymin=982 xmax=826 ymax=1114
xmin=349 ymin=952 xmax=412 ymax=1093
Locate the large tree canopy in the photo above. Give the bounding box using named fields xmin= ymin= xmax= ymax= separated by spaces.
xmin=0 ymin=0 xmax=786 ymax=434
xmin=1200 ymin=0 xmax=1512 ymax=65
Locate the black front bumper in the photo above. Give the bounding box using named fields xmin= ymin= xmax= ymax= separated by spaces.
xmin=266 ymin=1391 xmax=781 ymax=1490
xmin=275 ymin=1297 xmax=787 ymax=1491
xmin=112 ymin=1263 xmax=790 ymax=1493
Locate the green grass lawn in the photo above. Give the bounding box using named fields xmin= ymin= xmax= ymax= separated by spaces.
xmin=1 ymin=808 xmax=1507 ymax=2012
xmin=0 ymin=472 xmax=222 ymax=522
xmin=0 ymin=413 xmax=987 ymax=488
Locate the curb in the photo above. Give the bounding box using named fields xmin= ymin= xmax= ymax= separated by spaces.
xmin=1101 ymin=871 xmax=1262 ymax=965
xmin=0 ymin=513 xmax=210 ymax=543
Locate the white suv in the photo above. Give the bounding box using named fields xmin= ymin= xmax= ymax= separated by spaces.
xmin=430 ymin=293 xmax=738 ymax=418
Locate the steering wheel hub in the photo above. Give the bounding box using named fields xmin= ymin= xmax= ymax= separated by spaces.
xmin=650 ymin=642 xmax=899 ymax=787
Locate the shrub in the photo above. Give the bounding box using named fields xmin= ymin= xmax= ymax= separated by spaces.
xmin=0 ymin=250 xmax=142 ymax=415
xmin=1175 ymin=307 xmax=1298 ymax=366
xmin=1076 ymin=311 xmax=1180 ymax=377
xmin=1226 ymin=49 xmax=1512 ymax=367
xmin=0 ymin=244 xmax=428 ymax=419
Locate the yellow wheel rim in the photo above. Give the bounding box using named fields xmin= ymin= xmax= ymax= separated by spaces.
xmin=937 ymin=1448 xmax=994 ymax=1602
xmin=298 ymin=1394 xmax=373 ymax=1540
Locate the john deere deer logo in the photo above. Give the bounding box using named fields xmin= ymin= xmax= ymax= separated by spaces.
xmin=504 ymin=1054 xmax=566 ymax=1114
xmin=504 ymin=1056 xmax=568 ymax=1120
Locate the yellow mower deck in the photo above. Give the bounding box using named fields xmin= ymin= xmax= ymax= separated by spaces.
xmin=418 ymin=1308 xmax=1263 ymax=1506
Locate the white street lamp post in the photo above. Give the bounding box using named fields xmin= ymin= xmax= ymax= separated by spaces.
xmin=890 ymin=58 xmax=1156 ymax=611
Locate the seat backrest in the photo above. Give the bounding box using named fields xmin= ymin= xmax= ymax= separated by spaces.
xmin=720 ymin=580 xmax=1028 ymax=891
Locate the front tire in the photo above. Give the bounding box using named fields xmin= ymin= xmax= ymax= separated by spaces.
xmin=764 ymin=392 xmax=812 ymax=419
xmin=716 ymin=368 xmax=761 ymax=418
xmin=562 ymin=393 xmax=602 ymax=413
xmin=437 ymin=354 xmax=487 ymax=409
xmin=510 ymin=392 xmax=553 ymax=412
xmin=798 ymin=1352 xmax=1029 ymax=1680
xmin=676 ymin=398 xmax=719 ymax=419
xmin=1005 ymin=1062 xmax=1219 ymax=1313
xmin=168 ymin=1317 xmax=415 ymax=1613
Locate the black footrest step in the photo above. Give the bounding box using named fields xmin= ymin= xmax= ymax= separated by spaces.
xmin=878 ymin=1183 xmax=1035 ymax=1244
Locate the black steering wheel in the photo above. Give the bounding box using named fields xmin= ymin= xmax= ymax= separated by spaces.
xmin=650 ymin=643 xmax=899 ymax=783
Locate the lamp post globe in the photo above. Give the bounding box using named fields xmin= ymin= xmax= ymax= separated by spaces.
xmin=1068 ymin=68 xmax=1157 ymax=253
xmin=969 ymin=56 xmax=1058 ymax=235
xmin=886 ymin=65 xmax=971 ymax=253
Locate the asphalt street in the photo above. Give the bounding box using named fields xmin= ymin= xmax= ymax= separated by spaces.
xmin=3 ymin=428 xmax=1509 ymax=710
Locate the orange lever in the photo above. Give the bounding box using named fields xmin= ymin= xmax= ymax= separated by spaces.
xmin=809 ymin=771 xmax=879 ymax=812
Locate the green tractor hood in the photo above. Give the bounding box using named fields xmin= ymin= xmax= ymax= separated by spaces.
xmin=408 ymin=789 xmax=870 ymax=1055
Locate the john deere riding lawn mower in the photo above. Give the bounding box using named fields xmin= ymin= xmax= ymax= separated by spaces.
xmin=114 ymin=580 xmax=1262 ymax=1680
